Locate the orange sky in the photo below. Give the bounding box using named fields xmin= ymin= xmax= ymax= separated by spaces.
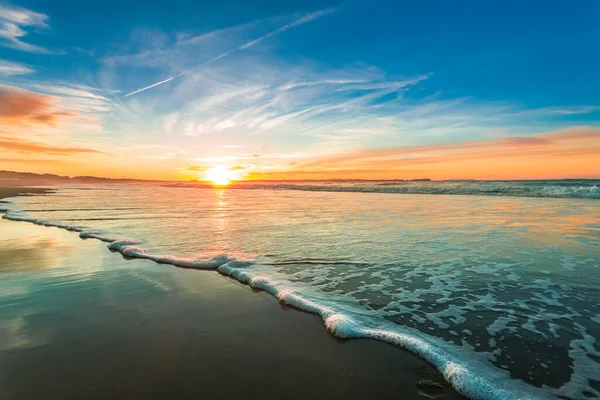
xmin=1 ymin=86 xmax=600 ymax=181
xmin=2 ymin=126 xmax=599 ymax=181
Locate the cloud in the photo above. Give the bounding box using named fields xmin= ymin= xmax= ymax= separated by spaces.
xmin=184 ymin=165 xmax=210 ymax=172
xmin=26 ymin=83 xmax=110 ymax=101
xmin=0 ymin=135 xmax=105 ymax=155
xmin=19 ymin=83 xmax=113 ymax=114
xmin=140 ymin=155 xmax=173 ymax=159
xmin=237 ymin=8 xmax=334 ymax=51
xmin=0 ymin=59 xmax=34 ymax=75
xmin=0 ymin=157 xmax=75 ymax=165
xmin=502 ymin=136 xmax=551 ymax=146
xmin=0 ymin=82 xmax=108 ymax=134
xmin=0 ymin=85 xmax=75 ymax=126
xmin=277 ymin=127 xmax=600 ymax=179
xmin=124 ymin=8 xmax=336 ymax=97
xmin=0 ymin=86 xmax=74 ymax=126
xmin=312 ymin=127 xmax=600 ymax=163
xmin=506 ymin=106 xmax=600 ymax=118
xmin=335 ymin=76 xmax=429 ymax=91
xmin=131 ymin=59 xmax=434 ymax=141
xmin=0 ymin=5 xmax=50 ymax=53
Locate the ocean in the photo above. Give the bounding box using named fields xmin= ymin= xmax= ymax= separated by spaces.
xmin=2 ymin=180 xmax=599 ymax=400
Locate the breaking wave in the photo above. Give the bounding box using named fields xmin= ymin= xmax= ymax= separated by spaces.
xmin=263 ymin=181 xmax=600 ymax=199
xmin=178 ymin=180 xmax=600 ymax=199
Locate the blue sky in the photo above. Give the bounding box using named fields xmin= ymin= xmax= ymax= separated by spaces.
xmin=1 ymin=0 xmax=599 ymax=179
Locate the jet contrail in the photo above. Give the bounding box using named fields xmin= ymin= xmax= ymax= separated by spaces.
xmin=124 ymin=9 xmax=335 ymax=97
xmin=125 ymin=73 xmax=183 ymax=97
xmin=239 ymin=9 xmax=333 ymax=50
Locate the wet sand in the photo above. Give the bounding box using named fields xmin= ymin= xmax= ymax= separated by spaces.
xmin=0 ymin=188 xmax=462 ymax=400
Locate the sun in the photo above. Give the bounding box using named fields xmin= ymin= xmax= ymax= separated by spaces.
xmin=204 ymin=166 xmax=234 ymax=186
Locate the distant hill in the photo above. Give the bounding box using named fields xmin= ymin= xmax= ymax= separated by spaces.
xmin=0 ymin=170 xmax=165 ymax=186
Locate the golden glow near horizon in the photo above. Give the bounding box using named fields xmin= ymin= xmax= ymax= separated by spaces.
xmin=204 ymin=166 xmax=235 ymax=186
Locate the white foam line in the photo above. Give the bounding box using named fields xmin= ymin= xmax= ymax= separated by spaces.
xmin=222 ymin=182 xmax=600 ymax=200
xmin=217 ymin=263 xmax=551 ymax=400
xmin=2 ymin=209 xmax=553 ymax=400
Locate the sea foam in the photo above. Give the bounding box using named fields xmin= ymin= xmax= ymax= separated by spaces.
xmin=195 ymin=180 xmax=600 ymax=199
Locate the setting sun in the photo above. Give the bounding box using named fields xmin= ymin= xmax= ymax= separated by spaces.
xmin=204 ymin=166 xmax=234 ymax=186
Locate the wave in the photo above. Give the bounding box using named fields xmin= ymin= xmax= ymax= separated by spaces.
xmin=1 ymin=208 xmax=554 ymax=400
xmin=166 ymin=180 xmax=600 ymax=199
xmin=231 ymin=181 xmax=600 ymax=199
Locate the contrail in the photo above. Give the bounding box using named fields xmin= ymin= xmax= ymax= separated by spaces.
xmin=125 ymin=74 xmax=183 ymax=97
xmin=124 ymin=9 xmax=335 ymax=97
xmin=239 ymin=9 xmax=333 ymax=50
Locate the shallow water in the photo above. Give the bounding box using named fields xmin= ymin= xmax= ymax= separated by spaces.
xmin=2 ymin=217 xmax=459 ymax=400
xmin=3 ymin=183 xmax=600 ymax=399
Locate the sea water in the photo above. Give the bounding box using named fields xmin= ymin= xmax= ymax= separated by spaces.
xmin=2 ymin=181 xmax=599 ymax=399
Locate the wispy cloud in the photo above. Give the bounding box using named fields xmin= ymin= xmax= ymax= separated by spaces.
xmin=0 ymin=82 xmax=112 ymax=141
xmin=0 ymin=59 xmax=34 ymax=75
xmin=26 ymin=83 xmax=111 ymax=101
xmin=0 ymin=134 xmax=105 ymax=155
xmin=268 ymin=127 xmax=600 ymax=179
xmin=238 ymin=9 xmax=334 ymax=50
xmin=503 ymin=106 xmax=600 ymax=118
xmin=124 ymin=9 xmax=336 ymax=97
xmin=130 ymin=61 xmax=433 ymax=141
xmin=21 ymin=83 xmax=113 ymax=114
xmin=0 ymin=5 xmax=51 ymax=53
xmin=184 ymin=165 xmax=210 ymax=172
xmin=0 ymin=85 xmax=73 ymax=126
xmin=0 ymin=157 xmax=75 ymax=165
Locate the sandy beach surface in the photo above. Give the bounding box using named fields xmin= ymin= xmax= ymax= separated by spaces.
xmin=0 ymin=188 xmax=462 ymax=400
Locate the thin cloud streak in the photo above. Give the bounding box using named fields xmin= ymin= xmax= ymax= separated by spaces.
xmin=238 ymin=9 xmax=334 ymax=50
xmin=294 ymin=127 xmax=600 ymax=170
xmin=0 ymin=59 xmax=34 ymax=75
xmin=0 ymin=5 xmax=51 ymax=53
xmin=0 ymin=136 xmax=106 ymax=155
xmin=124 ymin=9 xmax=335 ymax=97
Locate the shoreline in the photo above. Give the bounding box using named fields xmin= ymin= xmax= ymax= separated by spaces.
xmin=0 ymin=186 xmax=51 ymax=199
xmin=0 ymin=187 xmax=462 ymax=400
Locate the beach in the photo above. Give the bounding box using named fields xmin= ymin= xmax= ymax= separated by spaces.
xmin=2 ymin=0 xmax=598 ymax=397
xmin=0 ymin=187 xmax=461 ymax=400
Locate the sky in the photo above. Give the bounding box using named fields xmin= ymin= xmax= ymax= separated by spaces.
xmin=1 ymin=0 xmax=599 ymax=181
